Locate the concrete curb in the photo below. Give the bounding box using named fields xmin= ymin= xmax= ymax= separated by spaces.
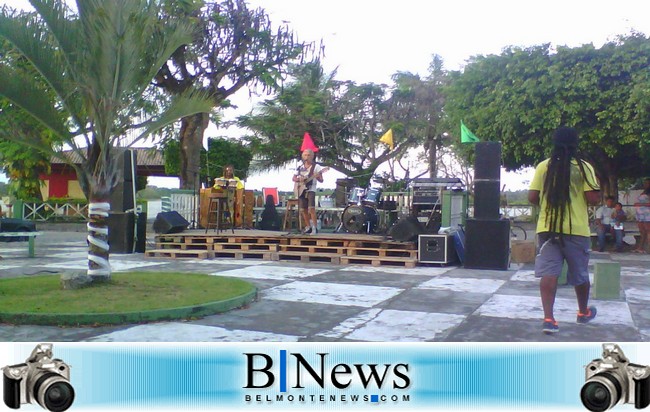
xmin=0 ymin=288 xmax=257 ymax=327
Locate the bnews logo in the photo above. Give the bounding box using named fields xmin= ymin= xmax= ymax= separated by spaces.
xmin=243 ymin=350 xmax=412 ymax=404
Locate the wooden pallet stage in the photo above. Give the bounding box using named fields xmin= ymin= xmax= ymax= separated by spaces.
xmin=145 ymin=229 xmax=420 ymax=267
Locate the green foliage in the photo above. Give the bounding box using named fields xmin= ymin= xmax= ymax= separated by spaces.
xmin=162 ymin=137 xmax=252 ymax=182
xmin=156 ymin=0 xmax=313 ymax=189
xmin=241 ymin=60 xmax=447 ymax=187
xmin=0 ymin=0 xmax=214 ymax=201
xmin=444 ymin=34 xmax=650 ymax=194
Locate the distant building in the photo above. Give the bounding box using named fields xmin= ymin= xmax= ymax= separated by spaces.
xmin=39 ymin=148 xmax=168 ymax=200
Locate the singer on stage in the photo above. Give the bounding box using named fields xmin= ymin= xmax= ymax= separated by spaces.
xmin=293 ymin=149 xmax=325 ymax=235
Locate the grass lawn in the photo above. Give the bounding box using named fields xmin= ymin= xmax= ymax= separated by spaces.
xmin=0 ymin=272 xmax=254 ymax=314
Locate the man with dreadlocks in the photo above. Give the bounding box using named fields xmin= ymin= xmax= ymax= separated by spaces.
xmin=528 ymin=127 xmax=601 ymax=334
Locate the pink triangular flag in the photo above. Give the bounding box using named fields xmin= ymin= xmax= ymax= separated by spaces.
xmin=300 ymin=132 xmax=319 ymax=152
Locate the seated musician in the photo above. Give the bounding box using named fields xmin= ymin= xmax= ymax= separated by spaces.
xmin=214 ymin=164 xmax=244 ymax=190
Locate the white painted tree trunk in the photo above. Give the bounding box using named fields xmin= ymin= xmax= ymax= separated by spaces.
xmin=87 ymin=201 xmax=111 ymax=281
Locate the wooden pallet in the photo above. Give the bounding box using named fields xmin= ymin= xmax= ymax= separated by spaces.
xmin=213 ymin=242 xmax=278 ymax=252
xmin=346 ymin=240 xmax=416 ymax=250
xmin=155 ymin=242 xmax=212 ymax=251
xmin=213 ymin=250 xmax=276 ymax=261
xmin=346 ymin=247 xmax=418 ymax=258
xmin=145 ymin=249 xmax=213 ymax=259
xmin=340 ymin=256 xmax=418 ymax=268
xmin=277 ymin=252 xmax=341 ymax=264
xmin=288 ymin=238 xmax=347 ymax=247
xmin=278 ymin=244 xmax=345 ymax=255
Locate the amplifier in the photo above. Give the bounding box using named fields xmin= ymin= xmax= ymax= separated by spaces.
xmin=418 ymin=234 xmax=457 ymax=264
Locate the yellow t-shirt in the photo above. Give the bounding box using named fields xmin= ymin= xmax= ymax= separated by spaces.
xmin=529 ymin=158 xmax=599 ymax=236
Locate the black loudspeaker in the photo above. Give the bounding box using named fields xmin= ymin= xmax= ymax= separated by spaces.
xmin=107 ymin=212 xmax=135 ymax=254
xmin=388 ymin=216 xmax=424 ymax=242
xmin=418 ymin=234 xmax=457 ymax=264
xmin=134 ymin=212 xmax=147 ymax=253
xmin=0 ymin=218 xmax=36 ymax=232
xmin=474 ymin=142 xmax=501 ymax=180
xmin=110 ymin=149 xmax=137 ymax=212
xmin=473 ymin=180 xmax=501 ymax=220
xmin=464 ymin=218 xmax=510 ymax=270
xmin=153 ymin=211 xmax=189 ymax=234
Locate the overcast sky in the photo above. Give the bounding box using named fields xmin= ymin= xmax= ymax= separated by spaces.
xmin=2 ymin=0 xmax=650 ymax=190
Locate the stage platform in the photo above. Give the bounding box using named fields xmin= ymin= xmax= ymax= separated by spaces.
xmin=145 ymin=229 xmax=419 ymax=267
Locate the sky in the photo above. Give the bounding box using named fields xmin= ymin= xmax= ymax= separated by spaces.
xmin=2 ymin=0 xmax=650 ymax=191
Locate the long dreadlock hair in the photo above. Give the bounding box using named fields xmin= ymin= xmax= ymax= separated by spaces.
xmin=542 ymin=127 xmax=598 ymax=240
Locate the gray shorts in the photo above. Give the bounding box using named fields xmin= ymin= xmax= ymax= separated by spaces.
xmin=534 ymin=233 xmax=591 ymax=286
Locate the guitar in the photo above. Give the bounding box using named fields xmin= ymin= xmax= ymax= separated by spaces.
xmin=294 ymin=167 xmax=330 ymax=198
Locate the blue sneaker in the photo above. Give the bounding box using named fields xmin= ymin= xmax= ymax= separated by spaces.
xmin=542 ymin=319 xmax=559 ymax=334
xmin=577 ymin=306 xmax=597 ymax=324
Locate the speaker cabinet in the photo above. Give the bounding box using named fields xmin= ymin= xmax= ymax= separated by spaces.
xmin=110 ymin=149 xmax=137 ymax=213
xmin=153 ymin=211 xmax=189 ymax=234
xmin=474 ymin=142 xmax=501 ymax=180
xmin=134 ymin=212 xmax=147 ymax=253
xmin=0 ymin=218 xmax=36 ymax=232
xmin=388 ymin=216 xmax=424 ymax=242
xmin=464 ymin=218 xmax=510 ymax=270
xmin=418 ymin=234 xmax=457 ymax=264
xmin=107 ymin=212 xmax=135 ymax=254
xmin=473 ymin=180 xmax=501 ymax=220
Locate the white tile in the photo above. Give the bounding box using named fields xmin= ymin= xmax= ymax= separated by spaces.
xmin=86 ymin=323 xmax=301 ymax=342
xmin=621 ymin=267 xmax=650 ymax=277
xmin=338 ymin=265 xmax=454 ymax=276
xmin=612 ymin=254 xmax=650 ymax=262
xmin=0 ymin=265 xmax=20 ymax=270
xmin=625 ymin=288 xmax=650 ymax=304
xmin=263 ymin=281 xmax=402 ymax=307
xmin=317 ymin=308 xmax=383 ymax=338
xmin=476 ymin=294 xmax=634 ymax=326
xmin=511 ymin=270 xmax=537 ymax=282
xmin=46 ymin=251 xmax=88 ymax=259
xmin=320 ymin=309 xmax=466 ymax=342
xmin=210 ymin=265 xmax=332 ymax=281
xmin=192 ymin=259 xmax=272 ymax=266
xmin=40 ymin=259 xmax=168 ymax=272
xmin=416 ymin=277 xmax=505 ymax=294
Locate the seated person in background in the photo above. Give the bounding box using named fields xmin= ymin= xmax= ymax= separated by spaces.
xmin=611 ymin=202 xmax=627 ymax=252
xmin=259 ymin=195 xmax=281 ymax=231
xmin=594 ymin=195 xmax=623 ymax=252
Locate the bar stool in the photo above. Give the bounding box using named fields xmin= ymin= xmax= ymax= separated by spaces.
xmin=205 ymin=192 xmax=234 ymax=234
xmin=282 ymin=198 xmax=302 ymax=232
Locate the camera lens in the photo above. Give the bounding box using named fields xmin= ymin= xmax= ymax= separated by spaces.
xmin=33 ymin=373 xmax=75 ymax=412
xmin=581 ymin=373 xmax=622 ymax=412
xmin=44 ymin=382 xmax=74 ymax=411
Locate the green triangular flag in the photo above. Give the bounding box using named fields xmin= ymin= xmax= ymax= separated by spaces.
xmin=461 ymin=120 xmax=480 ymax=143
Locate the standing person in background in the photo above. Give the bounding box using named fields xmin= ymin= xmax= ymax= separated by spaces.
xmin=293 ymin=149 xmax=327 ymax=235
xmin=528 ymin=127 xmax=600 ymax=334
xmin=633 ymin=177 xmax=650 ymax=254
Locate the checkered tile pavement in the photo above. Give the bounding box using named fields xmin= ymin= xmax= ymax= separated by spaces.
xmin=1 ymin=234 xmax=650 ymax=342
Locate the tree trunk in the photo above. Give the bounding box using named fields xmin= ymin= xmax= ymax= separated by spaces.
xmin=427 ymin=138 xmax=437 ymax=178
xmin=179 ymin=113 xmax=209 ymax=190
xmin=87 ymin=199 xmax=111 ymax=282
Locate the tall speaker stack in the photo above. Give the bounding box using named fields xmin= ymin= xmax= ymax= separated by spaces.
xmin=464 ymin=141 xmax=510 ymax=270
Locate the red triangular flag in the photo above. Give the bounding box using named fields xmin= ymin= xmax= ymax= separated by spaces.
xmin=300 ymin=132 xmax=319 ymax=152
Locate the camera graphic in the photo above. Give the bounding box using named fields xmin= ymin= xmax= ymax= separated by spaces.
xmin=581 ymin=343 xmax=650 ymax=411
xmin=2 ymin=343 xmax=74 ymax=412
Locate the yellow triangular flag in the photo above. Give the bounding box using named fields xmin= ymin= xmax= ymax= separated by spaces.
xmin=379 ymin=129 xmax=394 ymax=150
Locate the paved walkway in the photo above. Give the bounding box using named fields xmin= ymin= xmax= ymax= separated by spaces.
xmin=0 ymin=231 xmax=648 ymax=342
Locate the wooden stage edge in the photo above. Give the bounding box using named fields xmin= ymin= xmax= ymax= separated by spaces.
xmin=146 ymin=229 xmax=426 ymax=268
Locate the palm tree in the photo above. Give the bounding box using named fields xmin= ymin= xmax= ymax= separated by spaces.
xmin=0 ymin=0 xmax=213 ymax=283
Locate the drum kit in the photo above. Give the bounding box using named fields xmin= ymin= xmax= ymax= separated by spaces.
xmin=337 ymin=186 xmax=392 ymax=234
